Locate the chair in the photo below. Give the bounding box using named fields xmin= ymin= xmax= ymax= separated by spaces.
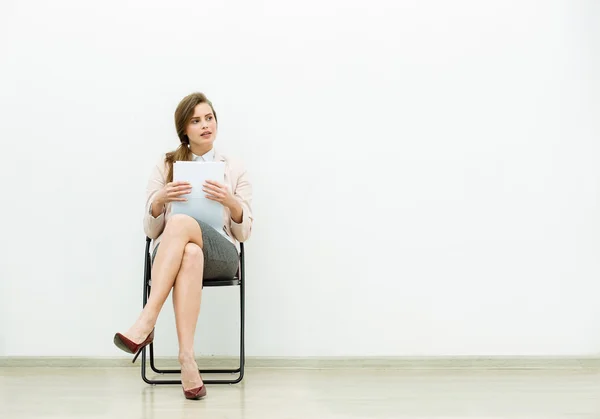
xmin=139 ymin=236 xmax=245 ymax=385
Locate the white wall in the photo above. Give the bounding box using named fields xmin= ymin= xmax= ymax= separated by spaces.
xmin=0 ymin=0 xmax=599 ymax=358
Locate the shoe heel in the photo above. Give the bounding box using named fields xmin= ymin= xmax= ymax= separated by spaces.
xmin=113 ymin=328 xmax=155 ymax=363
xmin=132 ymin=347 xmax=144 ymax=364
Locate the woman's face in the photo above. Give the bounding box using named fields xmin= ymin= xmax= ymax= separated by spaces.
xmin=186 ymin=102 xmax=217 ymax=151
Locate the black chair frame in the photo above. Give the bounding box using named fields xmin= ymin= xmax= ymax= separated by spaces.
xmin=140 ymin=236 xmax=245 ymax=385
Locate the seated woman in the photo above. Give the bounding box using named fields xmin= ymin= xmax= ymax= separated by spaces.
xmin=113 ymin=92 xmax=253 ymax=400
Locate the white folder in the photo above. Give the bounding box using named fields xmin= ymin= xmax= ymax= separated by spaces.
xmin=170 ymin=161 xmax=225 ymax=232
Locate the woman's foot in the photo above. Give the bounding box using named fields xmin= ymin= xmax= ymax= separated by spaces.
xmin=123 ymin=314 xmax=155 ymax=344
xmin=179 ymin=353 xmax=204 ymax=392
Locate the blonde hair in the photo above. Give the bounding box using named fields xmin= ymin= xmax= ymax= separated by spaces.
xmin=165 ymin=92 xmax=218 ymax=183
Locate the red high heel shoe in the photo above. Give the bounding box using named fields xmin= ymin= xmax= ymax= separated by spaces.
xmin=182 ymin=384 xmax=206 ymax=400
xmin=113 ymin=329 xmax=155 ymax=363
xmin=182 ymin=369 xmax=207 ymax=400
xmin=183 ymin=384 xmax=207 ymax=400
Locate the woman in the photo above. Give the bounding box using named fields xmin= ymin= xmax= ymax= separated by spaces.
xmin=113 ymin=92 xmax=253 ymax=400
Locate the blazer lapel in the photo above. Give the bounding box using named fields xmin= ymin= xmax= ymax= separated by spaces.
xmin=213 ymin=149 xmax=233 ymax=234
xmin=213 ymin=149 xmax=230 ymax=185
xmin=213 ymin=149 xmax=226 ymax=162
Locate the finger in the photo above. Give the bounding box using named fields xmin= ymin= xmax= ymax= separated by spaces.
xmin=205 ymin=180 xmax=224 ymax=188
xmin=167 ymin=182 xmax=185 ymax=190
xmin=202 ymin=185 xmax=221 ymax=194
xmin=205 ymin=194 xmax=221 ymax=201
xmin=203 ymin=180 xmax=221 ymax=188
xmin=171 ymin=181 xmax=191 ymax=187
xmin=168 ymin=190 xmax=190 ymax=198
xmin=172 ymin=185 xmax=192 ymax=192
xmin=204 ymin=191 xmax=223 ymax=201
xmin=168 ymin=189 xmax=190 ymax=195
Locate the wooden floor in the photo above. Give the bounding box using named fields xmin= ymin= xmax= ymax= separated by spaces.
xmin=1 ymin=366 xmax=600 ymax=418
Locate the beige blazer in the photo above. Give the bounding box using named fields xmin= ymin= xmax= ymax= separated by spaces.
xmin=143 ymin=149 xmax=253 ymax=254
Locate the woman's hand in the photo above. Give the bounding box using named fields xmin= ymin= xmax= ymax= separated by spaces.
xmin=204 ymin=180 xmax=243 ymax=223
xmin=155 ymin=181 xmax=192 ymax=206
xmin=203 ymin=180 xmax=235 ymax=209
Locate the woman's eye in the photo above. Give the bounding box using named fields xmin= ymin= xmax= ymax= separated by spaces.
xmin=207 ymin=116 xmax=213 ymax=121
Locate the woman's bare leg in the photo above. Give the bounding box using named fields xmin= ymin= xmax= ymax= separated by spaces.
xmin=124 ymin=214 xmax=203 ymax=343
xmin=173 ymin=243 xmax=204 ymax=390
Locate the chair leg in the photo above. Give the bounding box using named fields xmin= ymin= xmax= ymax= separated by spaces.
xmin=141 ymin=344 xmax=180 ymax=385
xmin=199 ymin=277 xmax=245 ymax=384
xmin=141 ymin=280 xmax=246 ymax=385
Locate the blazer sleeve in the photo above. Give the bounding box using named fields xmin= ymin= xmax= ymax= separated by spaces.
xmin=143 ymin=159 xmax=167 ymax=239
xmin=229 ymin=165 xmax=254 ymax=242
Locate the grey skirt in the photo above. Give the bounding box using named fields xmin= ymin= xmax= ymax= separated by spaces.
xmin=151 ymin=219 xmax=239 ymax=280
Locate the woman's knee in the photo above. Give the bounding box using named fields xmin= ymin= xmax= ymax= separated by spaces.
xmin=182 ymin=243 xmax=204 ymax=269
xmin=165 ymin=214 xmax=203 ymax=245
xmin=166 ymin=214 xmax=199 ymax=232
